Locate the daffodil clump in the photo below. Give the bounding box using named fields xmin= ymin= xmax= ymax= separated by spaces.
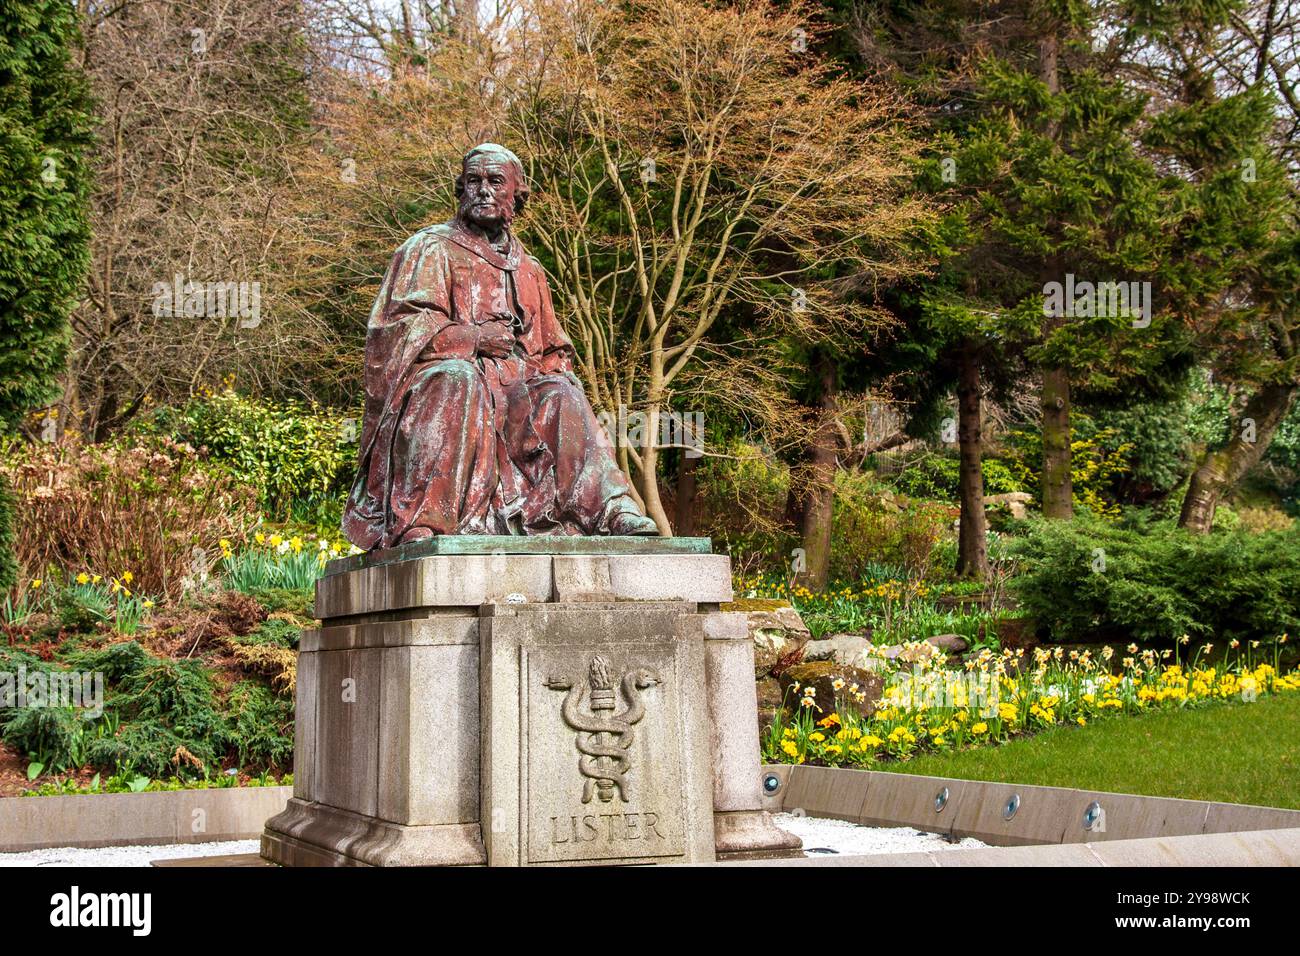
xmin=220 ymin=531 xmax=362 ymax=593
xmin=2 ymin=571 xmax=156 ymax=635
xmin=762 ymin=636 xmax=1299 ymax=768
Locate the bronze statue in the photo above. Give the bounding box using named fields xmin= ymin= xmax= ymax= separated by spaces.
xmin=343 ymin=143 xmax=659 ymax=549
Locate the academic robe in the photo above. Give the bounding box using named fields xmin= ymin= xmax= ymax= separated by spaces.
xmin=342 ymin=218 xmax=642 ymax=549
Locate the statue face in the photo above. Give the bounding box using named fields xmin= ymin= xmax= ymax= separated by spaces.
xmin=458 ymin=155 xmax=518 ymax=231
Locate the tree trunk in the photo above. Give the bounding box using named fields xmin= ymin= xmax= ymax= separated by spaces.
xmin=1036 ymin=24 xmax=1072 ymax=521
xmin=1179 ymin=382 xmax=1297 ymax=533
xmin=1040 ymin=366 xmax=1074 ymax=519
xmin=797 ymin=350 xmax=838 ymax=591
xmin=782 ymin=485 xmax=806 ymax=531
xmin=638 ymin=402 xmax=672 ymax=535
xmin=675 ymin=448 xmax=697 ymax=536
xmin=955 ymin=340 xmax=989 ymax=579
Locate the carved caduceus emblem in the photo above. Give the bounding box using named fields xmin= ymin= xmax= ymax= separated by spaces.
xmin=545 ymin=656 xmax=660 ymax=804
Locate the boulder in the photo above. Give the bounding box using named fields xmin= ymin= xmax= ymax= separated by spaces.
xmin=776 ymin=661 xmax=883 ymax=718
xmin=801 ymin=633 xmax=872 ymax=667
xmin=926 ymin=633 xmax=969 ymax=654
xmin=755 ymin=676 xmax=785 ymax=734
xmin=722 ymin=598 xmax=811 ymax=678
xmin=986 ymin=492 xmax=1034 ymax=520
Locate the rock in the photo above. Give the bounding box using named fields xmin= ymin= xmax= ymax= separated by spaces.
xmin=723 ymin=598 xmax=811 ymax=678
xmin=985 ymin=492 xmax=1034 ymax=520
xmin=776 ymin=661 xmax=883 ymax=718
xmin=926 ymin=633 xmax=969 ymax=654
xmin=801 ymin=633 xmax=872 ymax=667
xmin=755 ymin=676 xmax=785 ymax=734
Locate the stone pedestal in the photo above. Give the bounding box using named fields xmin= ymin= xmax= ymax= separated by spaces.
xmin=261 ymin=536 xmax=800 ymax=866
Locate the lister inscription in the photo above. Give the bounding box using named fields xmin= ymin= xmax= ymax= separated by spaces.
xmin=549 ymin=811 xmax=667 ymax=846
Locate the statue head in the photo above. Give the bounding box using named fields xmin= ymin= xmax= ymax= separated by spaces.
xmin=454 ymin=143 xmax=529 ymax=232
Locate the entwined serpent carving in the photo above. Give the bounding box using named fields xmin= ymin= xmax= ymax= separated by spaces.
xmin=545 ymin=656 xmax=661 ymax=804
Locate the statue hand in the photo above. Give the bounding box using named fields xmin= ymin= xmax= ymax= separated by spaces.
xmin=477 ymin=320 xmax=516 ymax=359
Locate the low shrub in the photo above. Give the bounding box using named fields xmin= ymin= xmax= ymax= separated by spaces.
xmin=134 ymin=388 xmax=358 ymax=521
xmin=2 ymin=437 xmax=258 ymax=600
xmin=830 ymin=488 xmax=954 ymax=581
xmin=1010 ymin=516 xmax=1300 ymax=645
xmin=885 ymin=452 xmax=1025 ymax=501
xmin=225 ymin=681 xmax=294 ymax=768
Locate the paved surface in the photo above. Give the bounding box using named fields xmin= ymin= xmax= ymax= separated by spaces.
xmin=773 ymin=813 xmax=989 ymax=856
xmin=0 ymin=839 xmax=261 ymax=867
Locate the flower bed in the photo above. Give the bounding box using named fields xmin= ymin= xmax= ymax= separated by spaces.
xmin=763 ymin=638 xmax=1298 ymax=767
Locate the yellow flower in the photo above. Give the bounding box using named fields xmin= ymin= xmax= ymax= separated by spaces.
xmin=122 ymin=571 xmax=134 ymax=584
xmin=29 ymin=579 xmax=42 ymax=589
xmin=971 ymin=722 xmax=988 ymax=735
xmin=91 ymin=574 xmax=101 ymax=584
xmin=76 ymin=572 xmax=89 ymax=585
xmin=808 ymin=732 xmax=825 ymax=743
xmin=142 ymin=599 xmax=154 ymax=609
xmin=781 ymin=740 xmax=799 ymax=757
xmin=1076 ymin=716 xmax=1087 ymax=726
xmin=255 ymin=532 xmax=266 ymax=544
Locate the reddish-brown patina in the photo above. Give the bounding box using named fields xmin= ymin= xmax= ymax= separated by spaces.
xmin=343 ymin=144 xmax=657 ymax=549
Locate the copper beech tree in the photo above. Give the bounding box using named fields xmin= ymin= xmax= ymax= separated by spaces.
xmin=290 ymin=0 xmax=932 ymax=534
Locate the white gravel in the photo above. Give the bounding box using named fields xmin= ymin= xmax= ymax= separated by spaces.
xmin=0 ymin=819 xmax=984 ymax=865
xmin=0 ymin=839 xmax=260 ymax=867
xmin=773 ymin=812 xmax=988 ymax=857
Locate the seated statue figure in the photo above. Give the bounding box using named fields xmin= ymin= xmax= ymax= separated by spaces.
xmin=343 ymin=143 xmax=659 ymax=549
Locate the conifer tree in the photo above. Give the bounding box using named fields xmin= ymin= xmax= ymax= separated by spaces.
xmin=0 ymin=0 xmax=94 ymax=589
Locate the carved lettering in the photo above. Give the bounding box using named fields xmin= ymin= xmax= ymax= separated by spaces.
xmin=549 ymin=811 xmax=663 ymax=845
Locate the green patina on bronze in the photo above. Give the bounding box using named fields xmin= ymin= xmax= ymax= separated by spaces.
xmin=325 ymin=534 xmax=713 ymax=575
xmin=341 ymin=143 xmax=660 ymax=550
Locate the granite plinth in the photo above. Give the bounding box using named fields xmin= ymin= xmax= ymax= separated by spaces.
xmin=265 ymin=544 xmax=799 ymax=865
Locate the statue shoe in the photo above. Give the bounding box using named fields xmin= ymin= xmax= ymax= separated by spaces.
xmin=607 ymin=511 xmax=660 ymax=536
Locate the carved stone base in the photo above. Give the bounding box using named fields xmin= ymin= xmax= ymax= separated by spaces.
xmin=479 ymin=602 xmax=717 ymax=865
xmin=265 ymin=544 xmax=799 ymax=866
xmin=713 ymin=809 xmax=805 ymax=861
xmin=261 ymin=798 xmax=486 ymax=867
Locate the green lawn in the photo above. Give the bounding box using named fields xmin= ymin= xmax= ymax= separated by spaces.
xmin=885 ymin=694 xmax=1300 ymax=809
